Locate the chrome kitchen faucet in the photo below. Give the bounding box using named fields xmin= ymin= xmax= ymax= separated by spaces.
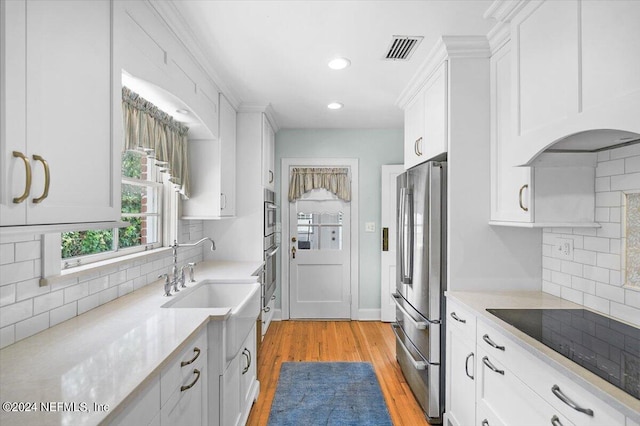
xmin=159 ymin=238 xmax=216 ymax=296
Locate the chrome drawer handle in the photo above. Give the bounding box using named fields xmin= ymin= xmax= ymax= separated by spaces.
xmin=391 ymin=323 xmax=428 ymax=370
xmin=551 ymin=415 xmax=563 ymax=426
xmin=482 ymin=356 xmax=504 ymax=375
xmin=242 ymin=348 xmax=252 ymax=374
xmin=180 ymin=369 xmax=201 ymax=392
xmin=465 ymin=352 xmax=474 ymax=379
xmin=519 ymin=184 xmax=529 ymax=212
xmin=264 ymin=306 xmax=271 ymax=313
xmin=180 ymin=347 xmax=201 ymax=367
xmin=482 ymin=420 xmax=489 ymax=426
xmin=551 ymin=385 xmax=594 ymax=416
xmin=392 ymin=293 xmax=438 ymax=330
xmin=450 ymin=312 xmax=466 ymax=323
xmin=483 ymin=334 xmax=505 ymax=351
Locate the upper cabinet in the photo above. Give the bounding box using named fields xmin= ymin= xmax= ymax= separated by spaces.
xmin=1 ymin=0 xmax=120 ymax=228
xmin=506 ymin=0 xmax=640 ymax=165
xmin=182 ymin=94 xmax=237 ymax=220
xmin=262 ymin=115 xmax=275 ymax=191
xmin=402 ymin=62 xmax=448 ymax=170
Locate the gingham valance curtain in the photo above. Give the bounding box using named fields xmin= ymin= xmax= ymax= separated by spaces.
xmin=288 ymin=167 xmax=351 ymax=202
xmin=122 ymin=86 xmax=191 ymax=198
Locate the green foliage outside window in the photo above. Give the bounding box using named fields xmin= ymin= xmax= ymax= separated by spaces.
xmin=61 ymin=151 xmax=149 ymax=260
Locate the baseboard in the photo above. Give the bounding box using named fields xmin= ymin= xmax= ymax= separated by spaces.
xmin=273 ymin=308 xmax=282 ymax=321
xmin=358 ymin=309 xmax=381 ymax=321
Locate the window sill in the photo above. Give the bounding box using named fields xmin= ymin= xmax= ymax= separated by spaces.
xmin=41 ymin=247 xmax=172 ymax=287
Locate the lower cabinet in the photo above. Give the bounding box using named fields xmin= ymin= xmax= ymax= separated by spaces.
xmin=220 ymin=323 xmax=259 ymax=426
xmin=445 ymin=298 xmax=629 ymax=426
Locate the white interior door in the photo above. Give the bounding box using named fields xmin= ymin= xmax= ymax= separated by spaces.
xmin=381 ymin=165 xmax=404 ymax=322
xmin=289 ymin=194 xmax=351 ymax=319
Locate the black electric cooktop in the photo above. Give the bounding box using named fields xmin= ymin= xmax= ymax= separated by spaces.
xmin=487 ymin=308 xmax=640 ymax=400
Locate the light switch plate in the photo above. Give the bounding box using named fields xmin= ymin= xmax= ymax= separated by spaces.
xmin=365 ymin=222 xmax=376 ymax=233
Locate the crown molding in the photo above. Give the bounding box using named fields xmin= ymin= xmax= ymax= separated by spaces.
xmin=238 ymin=103 xmax=280 ymax=133
xmin=396 ymin=36 xmax=490 ymax=108
xmin=149 ymin=0 xmax=242 ymax=110
xmin=487 ymin=21 xmax=511 ymax=53
xmin=483 ymin=0 xmax=529 ymax=23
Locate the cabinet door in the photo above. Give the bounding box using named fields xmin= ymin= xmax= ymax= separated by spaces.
xmin=422 ymin=62 xmax=447 ymax=161
xmin=24 ymin=0 xmax=118 ymax=225
xmin=219 ymin=94 xmax=236 ymax=217
xmin=220 ymin=351 xmax=242 ymax=426
xmin=240 ymin=324 xmax=258 ymax=417
xmin=161 ymin=364 xmax=207 ymax=426
xmin=446 ymin=325 xmax=476 ymax=426
xmin=262 ymin=115 xmax=275 ymax=190
xmin=403 ymin=89 xmax=425 ymax=170
xmin=0 ymin=0 xmax=28 ymax=226
xmin=490 ymin=42 xmax=532 ymax=223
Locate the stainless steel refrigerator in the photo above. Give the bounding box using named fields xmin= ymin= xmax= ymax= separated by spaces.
xmin=392 ymin=160 xmax=446 ymax=424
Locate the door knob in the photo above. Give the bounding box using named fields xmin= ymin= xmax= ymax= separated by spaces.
xmin=291 ymin=237 xmax=297 ymax=242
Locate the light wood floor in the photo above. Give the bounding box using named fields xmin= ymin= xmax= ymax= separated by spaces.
xmin=246 ymin=320 xmax=430 ymax=426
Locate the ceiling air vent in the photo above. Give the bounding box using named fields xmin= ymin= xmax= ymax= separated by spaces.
xmin=384 ymin=36 xmax=423 ymax=61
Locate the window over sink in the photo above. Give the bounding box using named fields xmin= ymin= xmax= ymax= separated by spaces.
xmin=60 ymin=150 xmax=177 ymax=269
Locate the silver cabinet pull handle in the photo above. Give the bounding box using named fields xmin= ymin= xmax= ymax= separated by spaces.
xmin=519 ymin=184 xmax=529 ymax=212
xmin=32 ymin=155 xmax=50 ymax=203
xmin=180 ymin=347 xmax=201 ymax=367
xmin=551 ymin=385 xmax=594 ymax=416
xmin=482 ymin=356 xmax=504 ymax=375
xmin=242 ymin=348 xmax=251 ymax=374
xmin=180 ymin=369 xmax=201 ymax=392
xmin=269 ymin=170 xmax=274 ymax=183
xmin=415 ymin=137 xmax=423 ymax=156
xmin=450 ymin=312 xmax=466 ymax=323
xmin=220 ymin=192 xmax=227 ymax=209
xmin=482 ymin=420 xmax=489 ymax=426
xmin=551 ymin=415 xmax=563 ymax=426
xmin=465 ymin=352 xmax=474 ymax=379
xmin=271 ymin=295 xmax=276 ymax=300
xmin=12 ymin=151 xmax=32 ymax=204
xmin=483 ymin=334 xmax=505 ymax=351
xmin=264 ymin=306 xmax=271 ymax=313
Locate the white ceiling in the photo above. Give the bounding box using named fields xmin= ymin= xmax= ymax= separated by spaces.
xmin=172 ymin=0 xmax=495 ymax=129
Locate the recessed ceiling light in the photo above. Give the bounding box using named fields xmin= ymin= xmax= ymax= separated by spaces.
xmin=176 ymin=109 xmax=189 ymax=114
xmin=327 ymin=102 xmax=343 ymax=110
xmin=328 ymin=57 xmax=351 ymax=70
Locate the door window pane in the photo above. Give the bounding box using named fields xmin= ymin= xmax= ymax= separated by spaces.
xmin=297 ymin=211 xmax=343 ymax=250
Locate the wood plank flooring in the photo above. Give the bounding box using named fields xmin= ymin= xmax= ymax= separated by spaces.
xmin=246 ymin=320 xmax=430 ymax=426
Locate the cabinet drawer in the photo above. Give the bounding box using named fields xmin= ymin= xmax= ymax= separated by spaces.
xmin=477 ymin=320 xmax=625 ymax=426
xmin=477 ymin=347 xmax=575 ymax=426
xmin=447 ymin=299 xmax=477 ymax=340
xmin=160 ymin=330 xmax=207 ymax=406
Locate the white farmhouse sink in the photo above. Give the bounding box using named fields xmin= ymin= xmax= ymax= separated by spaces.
xmin=162 ymin=281 xmax=261 ymax=362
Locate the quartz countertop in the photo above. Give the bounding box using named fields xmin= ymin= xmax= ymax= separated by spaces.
xmin=446 ymin=291 xmax=640 ymax=420
xmin=0 ymin=260 xmax=262 ymax=426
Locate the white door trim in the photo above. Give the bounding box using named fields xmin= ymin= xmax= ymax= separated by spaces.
xmin=280 ymin=157 xmax=359 ymax=320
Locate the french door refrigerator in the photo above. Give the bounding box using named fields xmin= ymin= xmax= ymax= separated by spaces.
xmin=392 ymin=160 xmax=446 ymax=424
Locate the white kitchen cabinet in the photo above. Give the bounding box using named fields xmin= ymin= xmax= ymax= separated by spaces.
xmin=220 ymin=323 xmax=259 ymax=426
xmin=506 ymin=0 xmax=640 ymax=166
xmin=444 ymin=297 xmax=629 ymax=426
xmin=403 ymin=62 xmax=447 ymax=170
xmin=111 ymin=377 xmax=161 ymax=426
xmin=489 ymin=33 xmax=599 ymax=227
xmin=182 ymin=93 xmax=236 ymax=220
xmin=160 ymin=330 xmax=208 ymax=426
xmin=1 ymin=0 xmax=120 ymax=228
xmin=445 ymin=301 xmax=476 ymax=426
xmin=262 ymin=115 xmax=276 ymax=190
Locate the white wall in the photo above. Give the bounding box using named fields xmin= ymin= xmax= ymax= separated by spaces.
xmin=542 ymin=144 xmax=640 ymax=326
xmin=0 ymin=220 xmax=204 ymax=349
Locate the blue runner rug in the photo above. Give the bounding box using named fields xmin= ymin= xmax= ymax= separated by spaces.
xmin=267 ymin=362 xmax=393 ymax=426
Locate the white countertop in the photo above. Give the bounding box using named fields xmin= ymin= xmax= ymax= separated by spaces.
xmin=0 ymin=260 xmax=262 ymax=426
xmin=446 ymin=291 xmax=640 ymax=420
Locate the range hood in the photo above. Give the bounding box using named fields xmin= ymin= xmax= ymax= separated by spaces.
xmin=544 ymin=129 xmax=640 ymax=153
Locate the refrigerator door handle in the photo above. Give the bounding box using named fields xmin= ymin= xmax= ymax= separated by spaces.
xmin=392 ymin=293 xmax=440 ymax=327
xmin=399 ymin=187 xmax=413 ymax=284
xmin=391 ymin=323 xmax=428 ymax=370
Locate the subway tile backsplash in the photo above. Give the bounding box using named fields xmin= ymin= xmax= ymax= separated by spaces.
xmin=543 ymin=144 xmax=640 ymax=327
xmin=0 ymin=220 xmax=204 ymax=349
